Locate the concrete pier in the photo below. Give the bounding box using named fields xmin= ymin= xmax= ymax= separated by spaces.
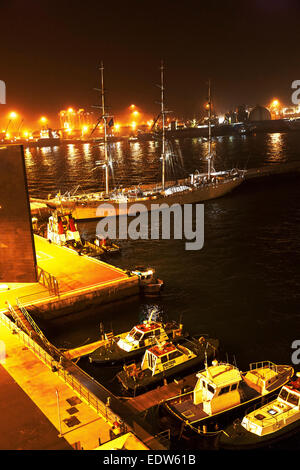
xmin=0 ymin=235 xmax=139 ymax=319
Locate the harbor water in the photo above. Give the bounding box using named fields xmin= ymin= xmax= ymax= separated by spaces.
xmin=25 ymin=132 xmax=300 ymax=449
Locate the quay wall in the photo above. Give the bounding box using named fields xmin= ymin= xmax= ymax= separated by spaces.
xmin=23 ymin=276 xmax=139 ymax=320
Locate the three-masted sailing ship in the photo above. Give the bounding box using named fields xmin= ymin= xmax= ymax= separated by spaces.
xmin=40 ymin=62 xmax=245 ymax=220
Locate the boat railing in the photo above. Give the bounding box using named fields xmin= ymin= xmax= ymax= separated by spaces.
xmin=249 ymin=361 xmax=278 ymax=374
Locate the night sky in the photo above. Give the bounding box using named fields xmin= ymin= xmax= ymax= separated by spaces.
xmin=1 ymin=0 xmax=300 ymax=126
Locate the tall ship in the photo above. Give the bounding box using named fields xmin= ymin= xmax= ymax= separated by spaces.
xmin=35 ymin=63 xmax=244 ymax=220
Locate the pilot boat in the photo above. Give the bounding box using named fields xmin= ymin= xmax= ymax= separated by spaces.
xmin=219 ymin=373 xmax=300 ymax=449
xmin=116 ymin=336 xmax=219 ymax=393
xmin=89 ymin=310 xmax=185 ymax=365
xmin=131 ymin=266 xmax=164 ymax=296
xmin=163 ymin=360 xmax=293 ymax=436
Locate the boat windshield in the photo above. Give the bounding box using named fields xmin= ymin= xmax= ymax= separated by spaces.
xmin=279 ymin=388 xmax=299 ymax=406
xmin=128 ymin=328 xmax=143 ymax=341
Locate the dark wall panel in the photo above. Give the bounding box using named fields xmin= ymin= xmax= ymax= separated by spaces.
xmin=0 ymin=145 xmax=37 ymax=282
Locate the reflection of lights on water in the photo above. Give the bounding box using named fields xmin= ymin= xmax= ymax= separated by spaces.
xmin=40 ymin=146 xmax=52 ymax=155
xmin=269 ymin=133 xmax=282 ymax=147
xmin=24 ymin=148 xmax=34 ymax=166
xmin=267 ymin=133 xmax=285 ymax=162
xmin=83 ymin=143 xmax=90 ymax=157
xmin=67 ymin=144 xmax=76 ymax=158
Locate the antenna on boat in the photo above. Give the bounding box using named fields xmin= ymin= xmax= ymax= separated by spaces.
xmin=233 ymin=354 xmax=238 ymax=368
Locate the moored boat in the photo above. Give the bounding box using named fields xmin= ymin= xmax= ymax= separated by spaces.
xmin=34 ymin=67 xmax=244 ymax=220
xmin=93 ymin=236 xmax=121 ymax=254
xmin=163 ymin=360 xmax=293 ymax=436
xmin=131 ymin=266 xmax=164 ymax=296
xmin=116 ymin=336 xmax=219 ymax=393
xmin=219 ymin=373 xmax=300 ymax=449
xmin=89 ymin=310 xmax=186 ymax=365
xmin=46 ymin=210 xmax=104 ymax=256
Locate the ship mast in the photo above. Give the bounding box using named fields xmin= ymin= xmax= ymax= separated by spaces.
xmin=207 ymin=79 xmax=214 ymax=180
xmin=160 ymin=60 xmax=166 ymax=190
xmin=100 ymin=61 xmax=109 ymax=194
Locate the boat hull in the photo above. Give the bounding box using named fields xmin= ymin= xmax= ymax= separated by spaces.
xmin=45 ymin=176 xmax=244 ymax=220
xmin=162 ymin=365 xmax=293 ymax=437
xmin=89 ymin=331 xmax=189 ymax=365
xmin=218 ymin=416 xmax=300 ymax=450
xmin=117 ymin=337 xmax=219 ymax=394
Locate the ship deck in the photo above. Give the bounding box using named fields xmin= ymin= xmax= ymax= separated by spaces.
xmin=124 ymin=373 xmax=197 ymax=413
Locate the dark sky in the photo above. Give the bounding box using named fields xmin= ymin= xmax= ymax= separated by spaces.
xmin=1 ymin=0 xmax=300 ymax=126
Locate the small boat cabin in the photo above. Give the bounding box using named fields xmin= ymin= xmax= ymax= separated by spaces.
xmin=141 ymin=342 xmax=196 ymax=377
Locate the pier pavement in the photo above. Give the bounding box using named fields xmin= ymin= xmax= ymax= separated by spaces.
xmin=0 ymin=321 xmax=114 ymax=450
xmin=0 ymin=235 xmax=139 ymax=318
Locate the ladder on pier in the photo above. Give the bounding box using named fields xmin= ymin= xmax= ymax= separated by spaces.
xmin=6 ymin=299 xmax=61 ymax=360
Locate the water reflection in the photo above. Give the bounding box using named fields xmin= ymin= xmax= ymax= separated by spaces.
xmin=24 ymin=133 xmax=300 ymax=198
xmin=267 ymin=133 xmax=286 ymax=163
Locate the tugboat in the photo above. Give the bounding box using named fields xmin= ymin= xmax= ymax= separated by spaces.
xmin=219 ymin=373 xmax=300 ymax=449
xmin=117 ymin=336 xmax=219 ymax=393
xmin=89 ymin=310 xmax=186 ymax=365
xmin=131 ymin=266 xmax=164 ymax=296
xmin=163 ymin=360 xmax=293 ymax=436
xmin=46 ymin=211 xmax=104 ymax=256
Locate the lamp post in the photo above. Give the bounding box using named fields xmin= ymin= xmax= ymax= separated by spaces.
xmin=5 ymin=111 xmax=18 ymax=136
xmin=56 ymin=389 xmax=62 ymax=437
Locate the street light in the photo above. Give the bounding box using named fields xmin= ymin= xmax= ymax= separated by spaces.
xmin=55 ymin=389 xmax=62 ymax=437
xmin=5 ymin=111 xmax=18 ymax=135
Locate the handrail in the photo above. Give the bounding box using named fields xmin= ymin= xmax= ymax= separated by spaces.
xmin=36 ymin=266 xmax=59 ymax=296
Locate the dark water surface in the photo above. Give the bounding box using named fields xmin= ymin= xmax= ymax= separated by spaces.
xmin=26 ymin=133 xmax=300 ymax=449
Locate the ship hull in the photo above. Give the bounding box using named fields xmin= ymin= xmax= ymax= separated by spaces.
xmin=218 ymin=415 xmax=300 ymax=450
xmin=53 ymin=176 xmax=244 ymax=220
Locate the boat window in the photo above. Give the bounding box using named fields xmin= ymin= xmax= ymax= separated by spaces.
xmin=128 ymin=328 xmax=136 ymax=337
xmin=147 ymin=352 xmax=156 ymax=371
xmin=154 ymin=329 xmax=161 ymax=336
xmin=207 ymin=384 xmax=215 ymax=394
xmin=286 ymin=393 xmax=299 ymax=406
xmin=133 ymin=331 xmax=142 ymax=341
xmin=169 ymin=350 xmax=182 ymax=360
xmin=144 ymin=331 xmax=154 ymax=339
xmin=231 ymin=383 xmax=238 ymax=391
xmin=161 ymin=355 xmax=168 ymax=364
xmin=279 ymin=388 xmax=288 ymax=401
xmin=218 ymin=386 xmax=230 ymax=395
xmin=254 ymin=414 xmax=265 ymax=420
